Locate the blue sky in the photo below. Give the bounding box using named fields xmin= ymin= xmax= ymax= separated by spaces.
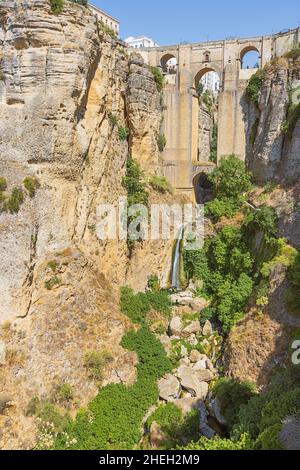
xmin=93 ymin=0 xmax=300 ymax=45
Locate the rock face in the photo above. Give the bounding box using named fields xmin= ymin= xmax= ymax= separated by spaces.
xmin=126 ymin=53 xmax=161 ymax=172
xmin=0 ymin=1 xmax=166 ymax=450
xmin=245 ymin=60 xmax=300 ymax=183
xmin=280 ymin=416 xmax=300 ymax=450
xmin=198 ymin=103 xmax=214 ymax=162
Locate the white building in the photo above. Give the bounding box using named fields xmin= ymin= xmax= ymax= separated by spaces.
xmin=125 ymin=36 xmax=159 ymax=49
xmin=201 ymin=71 xmax=220 ymax=94
xmin=89 ymin=4 xmax=120 ymax=36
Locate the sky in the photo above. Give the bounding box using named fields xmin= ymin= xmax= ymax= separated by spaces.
xmin=93 ymin=0 xmax=300 ymax=45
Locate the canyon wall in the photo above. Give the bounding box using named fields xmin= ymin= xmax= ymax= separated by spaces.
xmin=0 ymin=0 xmax=175 ymax=449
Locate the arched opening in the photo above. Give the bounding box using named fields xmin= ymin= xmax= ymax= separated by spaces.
xmin=160 ymin=54 xmax=178 ymax=74
xmin=195 ymin=68 xmax=220 ymax=95
xmin=240 ymin=46 xmax=261 ymax=69
xmin=193 ymin=172 xmax=214 ymax=204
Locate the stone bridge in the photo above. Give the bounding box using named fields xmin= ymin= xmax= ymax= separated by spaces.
xmin=138 ymin=27 xmax=300 ymax=198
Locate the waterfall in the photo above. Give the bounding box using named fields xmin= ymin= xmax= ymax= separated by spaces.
xmin=171 ymin=225 xmax=184 ymax=290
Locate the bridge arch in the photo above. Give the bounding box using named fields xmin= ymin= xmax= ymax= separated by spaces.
xmin=192 ymin=171 xmax=214 ymax=204
xmin=194 ymin=67 xmax=220 ymax=88
xmin=160 ymin=53 xmax=178 ymax=74
xmin=240 ymin=45 xmax=261 ymax=69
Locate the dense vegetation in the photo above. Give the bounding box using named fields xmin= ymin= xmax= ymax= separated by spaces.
xmin=120 ymin=285 xmax=172 ymax=325
xmin=52 ymin=327 xmax=172 ymax=450
xmin=246 ymin=69 xmax=266 ymax=106
xmin=150 ymin=67 xmax=165 ymax=92
xmin=205 ymin=154 xmax=252 ymax=221
xmin=146 ymin=402 xmax=200 ymax=448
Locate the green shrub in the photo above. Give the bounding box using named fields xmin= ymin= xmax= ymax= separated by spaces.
xmin=121 ymin=326 xmax=172 ymax=380
xmin=54 ymin=384 xmax=74 ymax=404
xmin=70 ymin=0 xmax=88 ymax=5
xmin=108 ymin=112 xmax=118 ymax=126
xmin=48 ymin=261 xmax=59 ymax=272
xmin=287 ymin=251 xmax=300 ymax=314
xmin=205 ymin=154 xmax=252 ymax=222
xmin=49 ymin=0 xmax=64 ymax=15
xmin=147 ymin=274 xmax=160 ymax=292
xmin=284 ymin=44 xmax=300 ymax=61
xmin=282 ymin=102 xmax=300 ymax=140
xmin=118 ymin=126 xmax=130 ymax=141
xmin=149 ymin=175 xmax=172 ymax=194
xmin=27 ymin=397 xmax=70 ymax=433
xmin=242 ymin=206 xmax=278 ymax=240
xmin=208 ymin=154 xmax=252 ymax=201
xmin=0 ymin=177 xmax=7 ymax=192
xmin=6 ymin=187 xmax=24 ymax=214
xmin=23 ymin=177 xmax=39 ymax=198
xmin=157 ymin=133 xmax=167 ymax=152
xmin=100 ymin=22 xmax=117 ymax=39
xmin=147 ymin=403 xmax=200 ymax=448
xmin=180 ymin=433 xmax=253 ymax=450
xmin=196 ymin=82 xmax=204 ymax=96
xmin=146 ymin=290 xmax=172 ymax=319
xmin=256 ymin=424 xmax=283 ymax=450
xmin=205 ymin=197 xmax=241 ymax=221
xmin=246 ymin=69 xmax=266 ymax=106
xmin=150 ymin=67 xmax=165 ymax=92
xmin=45 ymin=276 xmax=61 ymax=290
xmin=84 ymin=350 xmax=113 ymax=381
xmin=120 ymin=286 xmax=150 ymax=324
xmin=209 ymin=123 xmax=218 ymax=163
xmin=213 ymin=378 xmax=257 ymax=430
xmin=120 ymin=286 xmax=172 ymax=324
xmin=122 ymin=156 xmax=149 ymax=207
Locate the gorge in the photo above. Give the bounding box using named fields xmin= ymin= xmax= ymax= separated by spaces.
xmin=0 ymin=0 xmax=300 ymax=451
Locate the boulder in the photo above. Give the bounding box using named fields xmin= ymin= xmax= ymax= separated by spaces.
xmin=172 ymin=397 xmax=200 ymax=415
xmin=158 ymin=374 xmax=181 ymax=401
xmin=202 ymin=320 xmax=213 ymax=336
xmin=209 ymin=398 xmax=227 ymax=426
xmin=159 ymin=335 xmax=172 ymax=354
xmin=150 ymin=422 xmax=168 ymax=448
xmin=193 ymin=360 xmax=207 ymax=371
xmin=176 ymin=366 xmax=209 ymax=399
xmin=182 ymin=320 xmax=202 ymax=336
xmin=188 ymin=334 xmax=198 ymax=346
xmin=195 ymin=369 xmax=214 ymax=382
xmin=0 ymin=341 xmax=6 ymax=366
xmin=169 ymin=316 xmax=183 ymax=336
xmin=171 ymin=292 xmax=209 ymax=312
xmin=190 ymin=350 xmax=206 ymax=363
xmin=280 ymin=416 xmax=300 ymax=450
xmin=199 ymin=401 xmax=216 ymax=439
xmin=179 ymin=357 xmax=190 ymax=366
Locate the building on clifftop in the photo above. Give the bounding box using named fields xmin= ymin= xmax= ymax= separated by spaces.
xmin=89 ymin=3 xmax=120 ymax=36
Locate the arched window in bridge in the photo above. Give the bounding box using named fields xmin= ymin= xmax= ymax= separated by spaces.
xmin=195 ymin=68 xmax=220 ymax=96
xmin=160 ymin=54 xmax=178 ymax=74
xmin=240 ymin=47 xmax=261 ymax=69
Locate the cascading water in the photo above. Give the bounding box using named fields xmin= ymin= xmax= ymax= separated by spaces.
xmin=171 ymin=225 xmax=185 ymax=290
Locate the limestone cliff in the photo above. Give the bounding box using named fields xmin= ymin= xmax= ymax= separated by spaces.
xmin=0 ymin=0 xmax=169 ymax=449
xmin=245 ymin=59 xmax=300 ymax=183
